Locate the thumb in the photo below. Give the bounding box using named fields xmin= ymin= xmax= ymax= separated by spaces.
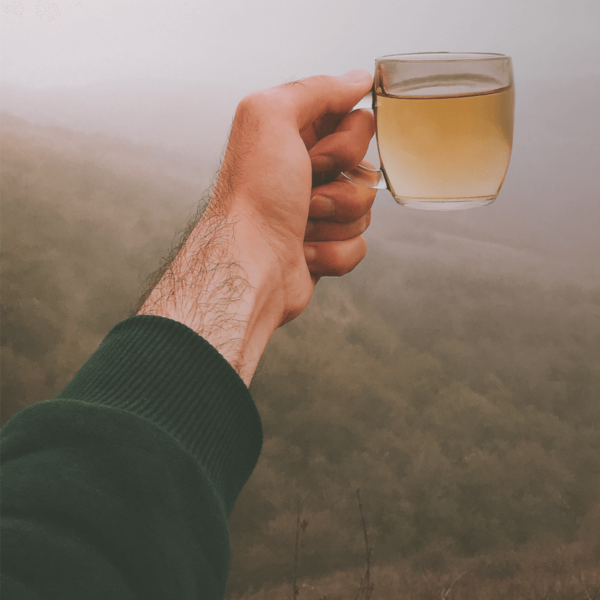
xmin=282 ymin=70 xmax=373 ymax=130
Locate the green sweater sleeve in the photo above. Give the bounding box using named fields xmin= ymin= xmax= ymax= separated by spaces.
xmin=0 ymin=315 xmax=263 ymax=600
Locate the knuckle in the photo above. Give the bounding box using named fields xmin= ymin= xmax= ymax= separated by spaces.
xmin=236 ymin=91 xmax=266 ymax=116
xmin=331 ymin=262 xmax=348 ymax=277
xmin=356 ymin=186 xmax=376 ymax=214
xmin=350 ymin=188 xmax=369 ymax=219
xmin=330 ymin=244 xmax=353 ymax=277
xmin=318 ymin=245 xmax=344 ymax=277
xmin=356 ymin=214 xmax=370 ymax=235
xmin=237 ymin=89 xmax=293 ymax=124
xmin=353 ymin=109 xmax=376 ymax=134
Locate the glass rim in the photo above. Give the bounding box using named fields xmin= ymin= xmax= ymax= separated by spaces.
xmin=375 ymin=52 xmax=511 ymax=63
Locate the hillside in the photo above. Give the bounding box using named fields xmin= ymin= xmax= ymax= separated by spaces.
xmin=1 ymin=112 xmax=210 ymax=421
xmin=1 ymin=77 xmax=599 ymax=595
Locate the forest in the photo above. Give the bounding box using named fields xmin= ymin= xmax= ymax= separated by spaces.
xmin=1 ymin=77 xmax=599 ymax=599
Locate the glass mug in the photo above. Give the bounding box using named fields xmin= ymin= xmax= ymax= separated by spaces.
xmin=343 ymin=53 xmax=515 ymax=210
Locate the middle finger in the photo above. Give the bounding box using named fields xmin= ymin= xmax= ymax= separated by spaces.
xmin=304 ymin=211 xmax=371 ymax=242
xmin=309 ymin=179 xmax=377 ymax=223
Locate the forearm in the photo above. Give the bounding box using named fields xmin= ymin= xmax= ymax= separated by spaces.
xmin=137 ymin=200 xmax=285 ymax=385
xmin=137 ymin=73 xmax=374 ymax=385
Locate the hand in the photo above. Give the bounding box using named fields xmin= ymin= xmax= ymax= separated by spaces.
xmin=138 ymin=71 xmax=375 ymax=383
xmin=217 ymin=71 xmax=376 ymax=323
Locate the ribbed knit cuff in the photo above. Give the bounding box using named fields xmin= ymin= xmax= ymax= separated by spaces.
xmin=54 ymin=315 xmax=263 ymax=514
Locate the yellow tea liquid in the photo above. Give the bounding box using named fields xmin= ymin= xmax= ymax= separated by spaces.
xmin=375 ymin=86 xmax=514 ymax=203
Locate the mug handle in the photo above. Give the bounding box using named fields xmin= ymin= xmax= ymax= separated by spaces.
xmin=340 ymin=91 xmax=388 ymax=191
xmin=341 ymin=164 xmax=388 ymax=190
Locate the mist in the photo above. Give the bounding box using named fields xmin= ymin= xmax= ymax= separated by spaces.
xmin=2 ymin=0 xmax=600 ymax=595
xmin=2 ymin=0 xmax=599 ymax=87
xmin=2 ymin=70 xmax=599 ymax=594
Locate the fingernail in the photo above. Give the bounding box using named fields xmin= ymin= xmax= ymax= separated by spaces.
xmin=310 ymin=195 xmax=335 ymax=218
xmin=311 ymin=154 xmax=334 ymax=173
xmin=304 ymin=245 xmax=317 ymax=264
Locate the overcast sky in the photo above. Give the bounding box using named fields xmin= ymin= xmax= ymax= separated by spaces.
xmin=2 ymin=0 xmax=599 ymax=91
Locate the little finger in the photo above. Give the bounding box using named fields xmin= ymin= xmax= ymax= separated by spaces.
xmin=304 ymin=236 xmax=367 ymax=277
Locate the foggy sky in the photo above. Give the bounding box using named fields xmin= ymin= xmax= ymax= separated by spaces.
xmin=2 ymin=0 xmax=599 ymax=90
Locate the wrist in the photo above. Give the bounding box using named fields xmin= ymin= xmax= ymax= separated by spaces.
xmin=137 ymin=204 xmax=285 ymax=385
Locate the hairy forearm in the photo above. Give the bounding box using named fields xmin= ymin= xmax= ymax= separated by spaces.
xmin=137 ymin=72 xmax=374 ymax=384
xmin=137 ymin=198 xmax=284 ymax=386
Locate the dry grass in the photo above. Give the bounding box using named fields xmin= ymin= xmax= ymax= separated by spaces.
xmin=230 ymin=539 xmax=600 ymax=600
